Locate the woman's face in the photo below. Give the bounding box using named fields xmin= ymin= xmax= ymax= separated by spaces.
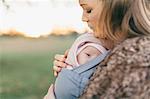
xmin=79 ymin=0 xmax=103 ymax=32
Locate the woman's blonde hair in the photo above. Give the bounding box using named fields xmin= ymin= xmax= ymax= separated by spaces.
xmin=95 ymin=0 xmax=150 ymax=47
xmin=94 ymin=0 xmax=132 ymax=48
xmin=129 ymin=0 xmax=150 ymax=36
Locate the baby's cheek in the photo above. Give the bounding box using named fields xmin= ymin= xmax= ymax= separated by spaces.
xmin=77 ymin=53 xmax=89 ymax=65
xmin=90 ymin=54 xmax=99 ymax=60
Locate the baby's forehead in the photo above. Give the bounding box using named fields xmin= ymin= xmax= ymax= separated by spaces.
xmin=82 ymin=46 xmax=99 ymax=52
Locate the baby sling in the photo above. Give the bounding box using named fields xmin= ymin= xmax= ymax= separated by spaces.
xmin=54 ymin=50 xmax=110 ymax=99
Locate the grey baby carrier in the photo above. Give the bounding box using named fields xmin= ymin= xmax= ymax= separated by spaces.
xmin=54 ymin=50 xmax=110 ymax=99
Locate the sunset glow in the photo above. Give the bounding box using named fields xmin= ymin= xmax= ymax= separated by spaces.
xmin=0 ymin=0 xmax=88 ymax=37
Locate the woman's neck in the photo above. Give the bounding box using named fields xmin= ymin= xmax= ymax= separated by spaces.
xmin=99 ymin=38 xmax=115 ymax=50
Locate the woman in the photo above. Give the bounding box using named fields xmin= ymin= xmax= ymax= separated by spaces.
xmin=44 ymin=0 xmax=150 ymax=99
xmin=80 ymin=0 xmax=150 ymax=98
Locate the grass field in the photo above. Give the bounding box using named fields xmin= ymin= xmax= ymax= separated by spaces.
xmin=0 ymin=35 xmax=77 ymax=99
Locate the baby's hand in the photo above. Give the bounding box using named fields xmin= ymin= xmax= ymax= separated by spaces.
xmin=53 ymin=50 xmax=69 ymax=77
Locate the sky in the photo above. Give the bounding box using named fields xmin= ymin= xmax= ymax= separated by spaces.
xmin=0 ymin=0 xmax=88 ymax=37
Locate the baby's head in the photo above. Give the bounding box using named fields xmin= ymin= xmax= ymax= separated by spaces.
xmin=77 ymin=42 xmax=107 ymax=65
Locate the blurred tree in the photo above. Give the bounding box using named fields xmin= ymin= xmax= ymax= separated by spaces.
xmin=2 ymin=0 xmax=9 ymax=9
xmin=1 ymin=0 xmax=57 ymax=9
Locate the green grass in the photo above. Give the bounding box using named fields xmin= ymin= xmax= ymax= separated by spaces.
xmin=0 ymin=35 xmax=77 ymax=99
xmin=1 ymin=52 xmax=55 ymax=99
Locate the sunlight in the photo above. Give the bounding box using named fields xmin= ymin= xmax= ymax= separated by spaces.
xmin=0 ymin=0 xmax=86 ymax=37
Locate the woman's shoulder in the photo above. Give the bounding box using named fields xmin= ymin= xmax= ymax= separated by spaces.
xmin=80 ymin=36 xmax=150 ymax=99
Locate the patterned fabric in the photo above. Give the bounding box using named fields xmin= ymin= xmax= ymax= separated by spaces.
xmin=80 ymin=36 xmax=150 ymax=99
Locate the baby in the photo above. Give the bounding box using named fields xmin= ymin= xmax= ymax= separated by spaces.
xmin=53 ymin=32 xmax=109 ymax=99
xmin=65 ymin=32 xmax=107 ymax=69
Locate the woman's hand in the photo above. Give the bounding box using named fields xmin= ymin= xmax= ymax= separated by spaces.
xmin=43 ymin=84 xmax=55 ymax=99
xmin=53 ymin=49 xmax=69 ymax=77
